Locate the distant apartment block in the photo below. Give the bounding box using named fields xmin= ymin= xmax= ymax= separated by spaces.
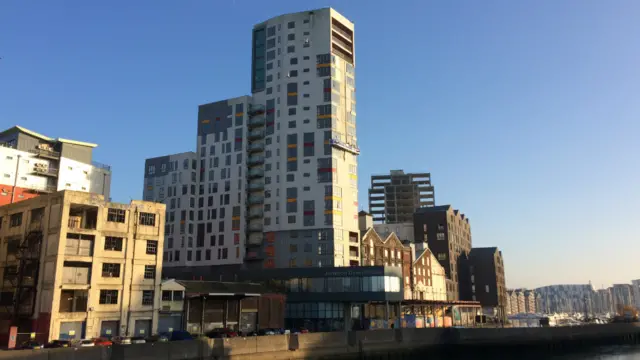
xmin=0 ymin=126 xmax=111 ymax=206
xmin=593 ymin=288 xmax=614 ymax=314
xmin=467 ymin=247 xmax=507 ymax=318
xmin=536 ymin=284 xmax=594 ymax=314
xmin=145 ymin=8 xmax=360 ymax=271
xmin=632 ymin=280 xmax=640 ymax=309
xmin=368 ymin=170 xmax=435 ymax=224
xmin=413 ymin=205 xmax=471 ymax=300
xmin=0 ymin=191 xmax=164 ymax=342
xmin=612 ymin=284 xmax=634 ymax=312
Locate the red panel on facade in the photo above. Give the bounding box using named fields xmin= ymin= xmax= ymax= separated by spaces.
xmin=0 ymin=186 xmax=41 ymax=206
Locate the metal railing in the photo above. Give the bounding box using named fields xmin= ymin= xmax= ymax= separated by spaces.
xmin=92 ymin=161 xmax=112 ymax=171
xmin=331 ymin=25 xmax=353 ymax=41
xmin=29 ymin=148 xmax=60 ymax=158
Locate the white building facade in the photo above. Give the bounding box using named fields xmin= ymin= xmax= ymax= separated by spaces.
xmin=144 ymin=8 xmax=360 ymax=270
xmin=0 ymin=126 xmax=111 ymax=206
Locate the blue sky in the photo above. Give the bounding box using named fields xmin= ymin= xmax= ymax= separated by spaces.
xmin=1 ymin=0 xmax=638 ymax=289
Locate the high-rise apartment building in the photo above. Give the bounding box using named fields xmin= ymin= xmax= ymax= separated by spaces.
xmin=143 ymin=152 xmax=196 ymax=267
xmin=412 ymin=205 xmax=471 ymax=300
xmin=0 ymin=126 xmax=111 ymax=206
xmin=368 ymin=170 xmax=435 ymax=224
xmin=612 ymin=284 xmax=634 ymax=312
xmin=145 ymin=8 xmax=360 ymax=270
xmin=467 ymin=247 xmax=507 ymax=318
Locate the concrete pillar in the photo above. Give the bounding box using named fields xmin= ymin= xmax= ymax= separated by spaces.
xmin=343 ymin=302 xmax=352 ymax=332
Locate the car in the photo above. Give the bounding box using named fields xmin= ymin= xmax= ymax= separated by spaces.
xmin=206 ymin=328 xmax=238 ymax=338
xmin=17 ymin=341 xmax=43 ymax=350
xmin=92 ymin=337 xmax=113 ymax=346
xmin=130 ymin=337 xmax=146 ymax=344
xmin=167 ymin=330 xmax=193 ymax=341
xmin=145 ymin=334 xmax=169 ymax=343
xmin=44 ymin=340 xmax=72 ymax=348
xmin=257 ymin=329 xmax=276 ymax=336
xmin=112 ymin=337 xmax=132 ymax=345
xmin=78 ymin=339 xmax=95 ymax=347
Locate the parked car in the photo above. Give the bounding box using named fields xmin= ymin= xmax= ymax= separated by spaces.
xmin=205 ymin=328 xmax=238 ymax=338
xmin=78 ymin=339 xmax=95 ymax=347
xmin=130 ymin=337 xmax=146 ymax=344
xmin=44 ymin=340 xmax=72 ymax=348
xmin=145 ymin=334 xmax=169 ymax=343
xmin=92 ymin=337 xmax=113 ymax=346
xmin=17 ymin=341 xmax=43 ymax=350
xmin=112 ymin=337 xmax=132 ymax=345
xmin=167 ymin=330 xmax=193 ymax=341
xmin=257 ymin=329 xmax=276 ymax=336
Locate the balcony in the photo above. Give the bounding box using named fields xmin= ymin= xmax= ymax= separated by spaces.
xmin=247 ymin=233 xmax=263 ymax=246
xmin=248 ymin=142 xmax=265 ymax=153
xmin=244 ymin=250 xmax=263 ymax=261
xmin=248 ymin=116 xmax=265 ymax=128
xmin=248 ymin=129 xmax=265 ymax=140
xmin=248 ymin=168 xmax=264 ymax=178
xmin=349 ymin=231 xmax=359 ymax=244
xmin=248 ymin=104 xmax=265 ymax=116
xmin=248 ymin=223 xmax=263 ymax=232
xmin=349 ymin=246 xmax=359 ymax=258
xmin=31 ymin=165 xmax=58 ymax=177
xmin=248 ymin=196 xmax=264 ymax=205
xmin=249 ymin=208 xmax=263 ymax=219
xmin=247 ymin=156 xmax=265 ymax=166
xmin=29 ymin=147 xmax=60 ymax=159
xmin=29 ymin=183 xmax=57 ymax=193
xmin=248 ymin=182 xmax=264 ymax=192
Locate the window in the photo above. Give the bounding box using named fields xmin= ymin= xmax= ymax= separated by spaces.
xmin=288 ymin=21 xmax=295 ymax=29
xmin=289 ymin=70 xmax=298 ymax=77
xmin=288 ymin=33 xmax=295 ymax=41
xmin=289 ymin=108 xmax=296 ymax=115
xmin=146 ymin=240 xmax=158 ymax=255
xmin=9 ymin=213 xmax=22 ymax=228
xmin=142 ymin=290 xmax=154 ymax=306
xmin=288 ymin=215 xmax=296 ymax=224
xmin=162 ymin=290 xmax=172 ymax=301
xmin=290 ymin=57 xmax=298 ymax=65
xmin=107 ymin=208 xmax=126 ymax=223
xmin=144 ymin=265 xmax=155 ymax=279
xmin=485 ymin=285 xmax=490 ymax=293
xmin=104 ymin=236 xmax=123 ymax=251
xmin=437 ymin=233 xmax=445 ymax=241
xmin=139 ymin=212 xmax=156 ymax=226
xmin=206 ymin=249 xmax=211 ymax=260
xmin=287 ymin=45 xmax=295 ymax=53
xmin=437 ymin=253 xmax=447 ymax=261
xmin=99 ymin=290 xmax=119 ymax=304
xmin=102 ymin=263 xmax=121 ymax=277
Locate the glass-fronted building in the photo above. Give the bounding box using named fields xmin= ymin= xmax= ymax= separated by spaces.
xmin=238 ymin=266 xmax=403 ymax=331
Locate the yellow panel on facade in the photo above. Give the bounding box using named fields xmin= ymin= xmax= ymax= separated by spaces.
xmin=232 ymin=216 xmax=240 ymax=221
xmin=316 ymin=63 xmax=331 ymax=68
xmin=201 ymin=119 xmax=210 ymax=124
xmin=235 ymin=112 xmax=244 ymax=117
xmin=287 ymin=92 xmax=298 ymax=96
xmin=147 ymin=186 xmax=153 ymax=190
xmin=349 ymin=174 xmax=358 ymax=179
xmin=287 ymin=144 xmax=297 ymax=148
xmin=324 ymin=210 xmax=342 ymax=215
xmin=324 ymin=196 xmax=342 ymax=201
xmin=287 ymin=198 xmax=297 ymax=203
xmin=287 ymin=157 xmax=297 ymax=161
xmin=317 ymin=114 xmax=333 ymax=119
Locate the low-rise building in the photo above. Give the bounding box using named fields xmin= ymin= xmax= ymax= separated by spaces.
xmin=0 ymin=191 xmax=164 ymax=342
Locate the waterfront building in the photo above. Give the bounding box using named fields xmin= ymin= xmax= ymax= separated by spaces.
xmin=144 ymin=8 xmax=360 ymax=270
xmin=524 ymin=290 xmax=537 ymax=314
xmin=632 ymin=280 xmax=640 ymax=309
xmin=413 ymin=205 xmax=472 ymax=300
xmin=594 ymin=288 xmax=614 ymax=314
xmin=368 ymin=170 xmax=435 ymax=224
xmin=535 ymin=284 xmax=594 ymax=314
xmin=612 ymin=284 xmax=634 ymax=312
xmin=0 ymin=126 xmax=111 ymax=206
xmin=467 ymin=247 xmax=507 ymax=319
xmin=0 ymin=191 xmax=164 ymax=342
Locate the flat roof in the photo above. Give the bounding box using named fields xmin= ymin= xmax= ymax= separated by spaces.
xmin=0 ymin=125 xmax=98 ymax=148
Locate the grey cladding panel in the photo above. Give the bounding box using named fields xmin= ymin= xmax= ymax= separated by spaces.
xmin=144 ymin=155 xmax=171 ymax=179
xmin=61 ymin=143 xmax=93 ymax=164
xmin=198 ymin=101 xmax=232 ymax=137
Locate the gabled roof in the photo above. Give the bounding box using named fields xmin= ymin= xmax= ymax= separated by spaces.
xmin=362 ymin=227 xmax=408 ymax=249
xmin=1 ymin=125 xmax=98 ymax=148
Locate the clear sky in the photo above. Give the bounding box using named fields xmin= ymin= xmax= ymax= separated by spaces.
xmin=1 ymin=1 xmax=638 ymax=289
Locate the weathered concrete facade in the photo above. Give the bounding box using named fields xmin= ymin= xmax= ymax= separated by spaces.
xmin=0 ymin=191 xmax=164 ymax=342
